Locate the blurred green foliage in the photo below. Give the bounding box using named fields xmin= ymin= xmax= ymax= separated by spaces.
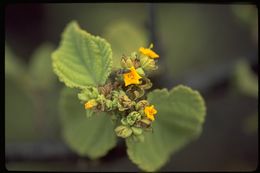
xmin=231 ymin=4 xmax=258 ymax=43
xmin=29 ymin=44 xmax=57 ymax=90
xmin=5 ymin=43 xmax=60 ymax=142
xmin=232 ymin=59 xmax=258 ymax=135
xmin=44 ymin=3 xmax=148 ymax=41
xmin=103 ymin=21 xmax=148 ymax=69
xmin=59 ymin=88 xmax=117 ymax=159
xmin=233 ymin=59 xmax=258 ymax=98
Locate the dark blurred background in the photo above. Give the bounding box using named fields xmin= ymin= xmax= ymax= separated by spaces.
xmin=5 ymin=3 xmax=258 ymax=171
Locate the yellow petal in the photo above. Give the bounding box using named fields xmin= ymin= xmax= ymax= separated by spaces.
xmin=84 ymin=99 xmax=96 ymax=109
xmin=144 ymin=105 xmax=157 ymax=121
xmin=123 ymin=66 xmax=142 ymax=86
xmin=139 ymin=47 xmax=159 ymax=59
xmin=85 ymin=102 xmax=93 ymax=109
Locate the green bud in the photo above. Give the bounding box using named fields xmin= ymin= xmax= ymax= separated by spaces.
xmin=139 ymin=77 xmax=152 ymax=90
xmin=149 ymin=43 xmax=154 ymax=49
xmin=105 ymin=99 xmax=113 ymax=111
xmin=126 ymin=85 xmax=145 ymax=100
xmin=117 ymin=91 xmax=134 ymax=111
xmin=121 ymin=117 xmax=128 ymax=126
xmin=135 ymin=100 xmax=149 ymax=110
xmin=135 ymin=118 xmax=152 ymax=128
xmin=126 ymin=58 xmax=134 ymax=68
xmin=114 ymin=125 xmax=132 ymax=138
xmin=96 ymin=94 xmax=107 ymax=111
xmin=127 ymin=111 xmax=141 ymax=125
xmin=111 ymin=97 xmax=119 ymax=109
xmin=120 ymin=57 xmax=127 ymax=68
xmin=140 ymin=56 xmax=157 ymax=71
xmin=131 ymin=126 xmax=143 ymax=135
xmin=140 ymin=118 xmax=152 ymax=126
xmin=78 ymin=87 xmax=99 ymax=102
xmin=120 ymin=56 xmax=134 ymax=69
xmin=98 ymin=82 xmax=113 ymax=97
xmin=130 ymin=52 xmax=138 ymax=60
xmin=78 ymin=92 xmax=89 ymax=102
xmin=136 ymin=67 xmax=145 ymax=76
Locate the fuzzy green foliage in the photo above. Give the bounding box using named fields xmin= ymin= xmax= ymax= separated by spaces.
xmin=126 ymin=85 xmax=206 ymax=171
xmin=59 ymin=87 xmax=117 ymax=158
xmin=52 ymin=21 xmax=112 ymax=88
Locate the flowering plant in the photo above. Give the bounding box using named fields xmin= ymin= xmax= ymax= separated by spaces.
xmin=52 ymin=21 xmax=206 ymax=171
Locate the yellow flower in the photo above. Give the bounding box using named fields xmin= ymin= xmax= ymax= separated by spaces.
xmin=85 ymin=99 xmax=97 ymax=109
xmin=139 ymin=46 xmax=159 ymax=59
xmin=144 ymin=105 xmax=157 ymax=121
xmin=123 ymin=66 xmax=142 ymax=87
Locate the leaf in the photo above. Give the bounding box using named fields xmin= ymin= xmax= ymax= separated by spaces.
xmin=103 ymin=21 xmax=148 ymax=69
xmin=59 ymin=87 xmax=117 ymax=159
xmin=126 ymin=85 xmax=206 ymax=171
xmin=29 ymin=43 xmax=57 ymax=90
xmin=52 ymin=21 xmax=113 ymax=89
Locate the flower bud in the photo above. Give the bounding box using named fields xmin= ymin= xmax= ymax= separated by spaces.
xmin=135 ymin=100 xmax=149 ymax=110
xmin=136 ymin=67 xmax=145 ymax=76
xmin=121 ymin=56 xmax=134 ymax=69
xmin=140 ymin=56 xmax=157 ymax=71
xmin=98 ymin=82 xmax=113 ymax=97
xmin=135 ymin=118 xmax=152 ymax=128
xmin=117 ymin=91 xmax=134 ymax=111
xmin=85 ymin=99 xmax=97 ymax=109
xmin=127 ymin=111 xmax=141 ymax=125
xmin=105 ymin=99 xmax=113 ymax=111
xmin=78 ymin=87 xmax=99 ymax=102
xmin=131 ymin=126 xmax=143 ymax=135
xmin=126 ymin=58 xmax=134 ymax=68
xmin=121 ymin=117 xmax=128 ymax=126
xmin=96 ymin=94 xmax=107 ymax=111
xmin=130 ymin=52 xmax=138 ymax=61
xmin=126 ymin=85 xmax=145 ymax=100
xmin=114 ymin=125 xmax=132 ymax=138
xmin=139 ymin=77 xmax=152 ymax=90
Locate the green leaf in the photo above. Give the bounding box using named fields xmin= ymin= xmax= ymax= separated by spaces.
xmin=126 ymin=85 xmax=206 ymax=171
xmin=59 ymin=87 xmax=117 ymax=159
xmin=233 ymin=59 xmax=258 ymax=98
xmin=29 ymin=43 xmax=57 ymax=90
xmin=103 ymin=21 xmax=148 ymax=69
xmin=52 ymin=21 xmax=113 ymax=89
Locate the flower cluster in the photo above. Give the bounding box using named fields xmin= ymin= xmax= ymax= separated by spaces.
xmin=78 ymin=44 xmax=159 ymax=141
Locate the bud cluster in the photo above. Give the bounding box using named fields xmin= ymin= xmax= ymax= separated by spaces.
xmin=78 ymin=44 xmax=159 ymax=141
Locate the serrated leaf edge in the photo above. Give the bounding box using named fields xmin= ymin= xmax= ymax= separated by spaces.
xmin=52 ymin=21 xmax=113 ymax=89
